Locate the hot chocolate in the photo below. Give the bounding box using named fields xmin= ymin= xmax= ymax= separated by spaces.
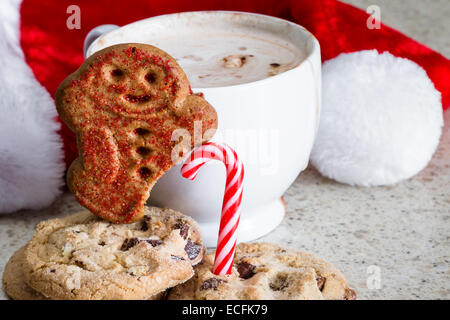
xmin=145 ymin=31 xmax=305 ymax=88
xmin=90 ymin=12 xmax=306 ymax=88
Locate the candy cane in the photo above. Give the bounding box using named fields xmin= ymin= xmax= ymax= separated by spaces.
xmin=181 ymin=142 xmax=244 ymax=275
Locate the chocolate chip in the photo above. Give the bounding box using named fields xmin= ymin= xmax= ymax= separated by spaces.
xmin=98 ymin=241 xmax=106 ymax=246
xmin=144 ymin=239 xmax=163 ymax=247
xmin=270 ymin=63 xmax=280 ymax=67
xmin=200 ymin=278 xmax=226 ymax=290
xmin=174 ymin=221 xmax=189 ymax=239
xmin=74 ymin=260 xmax=84 ymax=268
xmin=171 ymin=255 xmax=185 ymax=261
xmin=121 ymin=237 xmax=140 ymax=251
xmin=316 ymin=276 xmax=326 ymax=291
xmin=121 ymin=237 xmax=162 ymax=250
xmin=184 ymin=240 xmax=201 ymax=260
xmin=344 ymin=288 xmax=357 ymax=300
xmin=50 ymin=269 xmax=56 ymax=273
xmin=140 ymin=216 xmax=150 ymax=231
xmin=237 ymin=261 xmax=256 ymax=279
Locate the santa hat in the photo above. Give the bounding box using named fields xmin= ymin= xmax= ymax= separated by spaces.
xmin=0 ymin=0 xmax=448 ymax=213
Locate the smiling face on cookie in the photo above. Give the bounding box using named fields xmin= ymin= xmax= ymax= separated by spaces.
xmin=82 ymin=45 xmax=191 ymax=117
xmin=56 ymin=44 xmax=217 ymax=223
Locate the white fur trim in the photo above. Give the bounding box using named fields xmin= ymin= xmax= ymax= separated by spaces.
xmin=311 ymin=50 xmax=443 ymax=186
xmin=0 ymin=0 xmax=64 ymax=213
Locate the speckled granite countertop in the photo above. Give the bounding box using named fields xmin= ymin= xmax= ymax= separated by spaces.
xmin=1 ymin=0 xmax=449 ymax=300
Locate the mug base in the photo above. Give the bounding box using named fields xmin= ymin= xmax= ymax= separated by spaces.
xmin=200 ymin=198 xmax=285 ymax=248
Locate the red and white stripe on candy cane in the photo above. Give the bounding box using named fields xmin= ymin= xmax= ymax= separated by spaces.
xmin=181 ymin=142 xmax=244 ymax=275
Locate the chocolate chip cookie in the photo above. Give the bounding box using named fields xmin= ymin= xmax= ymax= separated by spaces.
xmin=23 ymin=207 xmax=205 ymax=300
xmin=2 ymin=246 xmax=48 ymax=300
xmin=168 ymin=242 xmax=356 ymax=300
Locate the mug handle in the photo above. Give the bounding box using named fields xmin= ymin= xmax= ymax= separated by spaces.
xmin=83 ymin=24 xmax=119 ymax=59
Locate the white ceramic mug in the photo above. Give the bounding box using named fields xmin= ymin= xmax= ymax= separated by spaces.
xmin=85 ymin=11 xmax=321 ymax=247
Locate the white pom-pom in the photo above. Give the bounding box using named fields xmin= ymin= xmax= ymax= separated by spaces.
xmin=311 ymin=50 xmax=443 ymax=186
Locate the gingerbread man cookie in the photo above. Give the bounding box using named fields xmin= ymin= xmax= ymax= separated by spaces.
xmin=56 ymin=43 xmax=217 ymax=223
